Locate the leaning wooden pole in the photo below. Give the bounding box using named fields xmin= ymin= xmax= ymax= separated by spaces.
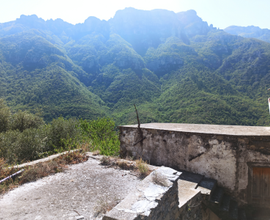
xmin=134 ymin=104 xmax=141 ymax=129
xmin=133 ymin=104 xmax=145 ymax=146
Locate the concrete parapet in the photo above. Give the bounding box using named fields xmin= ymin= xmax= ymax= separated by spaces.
xmin=119 ymin=123 xmax=270 ymax=207
xmin=103 ymin=166 xmax=220 ymax=220
xmin=103 ymin=166 xmax=182 ymax=220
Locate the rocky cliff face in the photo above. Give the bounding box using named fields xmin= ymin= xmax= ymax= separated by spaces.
xmin=177 ymin=10 xmax=213 ymax=38
xmin=109 ymin=8 xmax=214 ymax=55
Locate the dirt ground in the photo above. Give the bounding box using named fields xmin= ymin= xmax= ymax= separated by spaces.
xmin=0 ymin=155 xmax=142 ymax=220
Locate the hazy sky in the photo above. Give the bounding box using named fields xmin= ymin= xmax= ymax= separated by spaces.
xmin=0 ymin=0 xmax=270 ymax=29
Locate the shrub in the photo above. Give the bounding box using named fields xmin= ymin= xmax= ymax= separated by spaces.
xmin=0 ymin=101 xmax=120 ymax=164
xmin=0 ymin=99 xmax=11 ymax=133
xmin=9 ymin=110 xmax=45 ymax=132
xmin=0 ymin=128 xmax=46 ymax=164
xmin=45 ymin=117 xmax=81 ymax=153
xmin=80 ymin=118 xmax=120 ymax=156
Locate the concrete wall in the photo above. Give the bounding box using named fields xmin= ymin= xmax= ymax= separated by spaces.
xmin=103 ymin=166 xmax=220 ymax=220
xmin=145 ymin=188 xmax=218 ymax=220
xmin=119 ymin=125 xmax=270 ymax=206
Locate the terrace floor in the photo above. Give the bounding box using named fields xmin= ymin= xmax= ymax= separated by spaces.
xmin=0 ymin=154 xmax=142 ymax=220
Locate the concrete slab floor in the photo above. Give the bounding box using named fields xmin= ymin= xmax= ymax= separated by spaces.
xmin=0 ymin=155 xmax=142 ymax=220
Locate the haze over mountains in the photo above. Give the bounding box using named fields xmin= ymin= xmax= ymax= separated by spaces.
xmin=1 ymin=8 xmax=270 ymax=125
xmin=224 ymin=25 xmax=270 ymax=44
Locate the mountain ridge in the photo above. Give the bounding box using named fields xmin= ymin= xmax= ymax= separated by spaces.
xmin=224 ymin=25 xmax=270 ymax=43
xmin=1 ymin=8 xmax=270 ymax=126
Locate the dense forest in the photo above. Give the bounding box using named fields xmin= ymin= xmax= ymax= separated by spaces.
xmin=1 ymin=8 xmax=270 ymax=126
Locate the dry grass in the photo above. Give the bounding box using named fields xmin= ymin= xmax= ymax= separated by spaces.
xmin=100 ymin=156 xmax=113 ymax=165
xmin=0 ymin=151 xmax=88 ymax=194
xmin=100 ymin=157 xmax=137 ymax=171
xmin=99 ymin=156 xmax=151 ymax=178
xmin=0 ymin=158 xmax=18 ymax=193
xmin=92 ymin=150 xmax=100 ymax=156
xmin=116 ymin=160 xmax=135 ymax=170
xmin=135 ymin=158 xmax=149 ymax=177
xmin=152 ymin=171 xmax=170 ymax=187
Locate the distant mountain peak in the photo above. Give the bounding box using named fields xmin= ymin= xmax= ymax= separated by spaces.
xmin=224 ymin=25 xmax=270 ymax=43
xmin=84 ymin=16 xmax=101 ymax=23
xmin=17 ymin=14 xmax=44 ymax=23
xmin=177 ymin=9 xmax=203 ymax=26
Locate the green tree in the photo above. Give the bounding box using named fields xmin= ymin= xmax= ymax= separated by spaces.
xmin=80 ymin=118 xmax=120 ymax=155
xmin=0 ymin=99 xmax=11 ymax=133
xmin=0 ymin=128 xmax=46 ymax=163
xmin=9 ymin=110 xmax=45 ymax=132
xmin=45 ymin=117 xmax=81 ymax=153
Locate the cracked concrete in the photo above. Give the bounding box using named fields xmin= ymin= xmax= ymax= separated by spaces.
xmin=0 ymin=154 xmax=142 ymax=220
xmin=120 ymin=123 xmax=270 ymax=206
xmin=103 ymin=167 xmax=182 ymax=219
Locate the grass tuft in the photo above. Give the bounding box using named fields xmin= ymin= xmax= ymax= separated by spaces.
xmin=100 ymin=156 xmax=112 ymax=165
xmin=152 ymin=171 xmax=170 ymax=187
xmin=135 ymin=158 xmax=149 ymax=177
xmin=116 ymin=160 xmax=134 ymax=170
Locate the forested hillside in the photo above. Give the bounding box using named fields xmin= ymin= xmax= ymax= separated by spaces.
xmin=1 ymin=8 xmax=270 ymax=126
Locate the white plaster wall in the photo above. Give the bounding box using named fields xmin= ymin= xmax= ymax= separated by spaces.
xmin=120 ymin=127 xmax=270 ymax=203
xmin=188 ymin=139 xmax=236 ymax=191
xmin=121 ymin=129 xmax=237 ymax=190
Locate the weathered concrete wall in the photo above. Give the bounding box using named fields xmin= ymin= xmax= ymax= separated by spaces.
xmin=103 ymin=167 xmax=182 ymax=220
xmin=145 ymin=188 xmax=215 ymax=220
xmin=103 ymin=166 xmax=220 ymax=220
xmin=119 ymin=124 xmax=270 ymax=206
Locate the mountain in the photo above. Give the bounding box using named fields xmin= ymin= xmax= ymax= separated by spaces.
xmin=0 ymin=31 xmax=107 ymax=121
xmin=224 ymin=25 xmax=270 ymax=43
xmin=1 ymin=8 xmax=270 ymax=126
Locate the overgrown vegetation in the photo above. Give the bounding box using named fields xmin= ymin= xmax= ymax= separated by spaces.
xmin=0 ymin=99 xmax=120 ymax=165
xmin=0 ymin=100 xmax=120 ymax=194
xmin=80 ymin=117 xmax=120 ymax=156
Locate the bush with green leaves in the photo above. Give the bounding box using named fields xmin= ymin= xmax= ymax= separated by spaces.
xmin=0 ymin=99 xmax=11 ymax=133
xmin=44 ymin=117 xmax=82 ymax=153
xmin=0 ymin=128 xmax=46 ymax=164
xmin=9 ymin=110 xmax=45 ymax=132
xmin=0 ymin=99 xmax=121 ymax=163
xmin=80 ymin=118 xmax=120 ymax=156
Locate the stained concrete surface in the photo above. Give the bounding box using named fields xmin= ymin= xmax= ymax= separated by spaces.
xmin=104 ymin=167 xmax=182 ymax=219
xmin=121 ymin=123 xmax=270 ymax=136
xmin=120 ymin=123 xmax=270 ymax=203
xmin=0 ymin=155 xmax=142 ymax=220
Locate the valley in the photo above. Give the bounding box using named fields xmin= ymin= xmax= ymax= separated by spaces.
xmin=0 ymin=8 xmax=270 ymax=126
